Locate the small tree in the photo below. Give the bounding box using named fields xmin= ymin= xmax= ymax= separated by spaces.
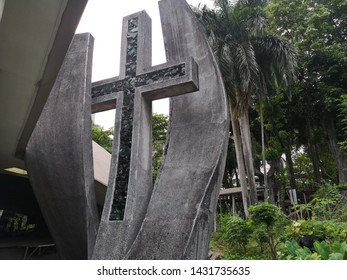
xmin=91 ymin=124 xmax=113 ymax=153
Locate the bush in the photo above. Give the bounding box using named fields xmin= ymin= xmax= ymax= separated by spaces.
xmin=279 ymin=240 xmax=347 ymax=260
xmin=290 ymin=219 xmax=347 ymax=243
xmin=214 ymin=203 xmax=291 ymax=259
xmin=248 ymin=203 xmax=290 ymax=259
xmin=249 ymin=203 xmax=283 ymax=226
xmin=310 ymin=184 xmax=345 ymax=220
xmin=212 ymin=199 xmax=347 ymax=260
xmin=222 ymin=215 xmax=251 ymax=250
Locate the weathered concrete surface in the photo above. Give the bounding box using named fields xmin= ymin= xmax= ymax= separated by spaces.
xmin=92 ymin=0 xmax=228 ymax=260
xmin=25 ymin=33 xmax=99 ymax=260
xmin=124 ymin=0 xmax=229 ymax=259
xmin=92 ymin=10 xmax=199 ymax=260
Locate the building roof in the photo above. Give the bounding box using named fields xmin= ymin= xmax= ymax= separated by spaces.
xmin=0 ymin=0 xmax=87 ymax=174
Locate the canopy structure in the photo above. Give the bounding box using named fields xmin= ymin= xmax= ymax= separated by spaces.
xmin=0 ymin=0 xmax=88 ymax=174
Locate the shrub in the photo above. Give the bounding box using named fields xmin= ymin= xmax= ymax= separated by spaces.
xmin=249 ymin=203 xmax=283 ymax=226
xmin=310 ymin=184 xmax=345 ymax=220
xmin=222 ymin=215 xmax=251 ymax=250
xmin=290 ymin=219 xmax=347 ymax=243
xmin=212 ymin=200 xmax=347 ymax=260
xmin=279 ymin=240 xmax=347 ymax=260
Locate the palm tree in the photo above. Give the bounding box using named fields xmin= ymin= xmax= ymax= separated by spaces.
xmin=196 ymin=0 xmax=297 ymax=215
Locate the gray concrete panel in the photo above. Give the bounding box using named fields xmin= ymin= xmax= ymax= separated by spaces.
xmin=25 ymin=33 xmax=99 ymax=260
xmin=92 ymin=9 xmax=200 ymax=259
xmin=124 ymin=0 xmax=229 ymax=259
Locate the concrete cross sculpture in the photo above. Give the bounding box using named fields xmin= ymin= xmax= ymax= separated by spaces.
xmin=91 ymin=12 xmax=198 ymax=224
xmin=26 ymin=0 xmax=229 ymax=260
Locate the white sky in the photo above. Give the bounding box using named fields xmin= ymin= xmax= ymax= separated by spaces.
xmin=76 ymin=0 xmax=214 ymax=129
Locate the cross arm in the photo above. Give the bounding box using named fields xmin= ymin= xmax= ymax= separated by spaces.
xmin=138 ymin=57 xmax=199 ymax=101
xmin=91 ymin=76 xmax=122 ymax=113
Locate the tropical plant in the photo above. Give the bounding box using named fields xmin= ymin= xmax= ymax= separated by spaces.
xmin=267 ymin=0 xmax=347 ymax=184
xmin=196 ymin=0 xmax=297 ymax=215
xmin=279 ymin=240 xmax=347 ymax=260
xmin=290 ymin=218 xmax=347 ymax=242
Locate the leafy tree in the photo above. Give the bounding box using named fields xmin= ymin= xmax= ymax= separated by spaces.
xmin=196 ymin=0 xmax=297 ymax=214
xmin=267 ymin=0 xmax=347 ymax=183
xmin=92 ymin=124 xmax=113 ymax=153
xmin=338 ymin=94 xmax=347 ymax=152
xmin=152 ymin=113 xmax=169 ymax=182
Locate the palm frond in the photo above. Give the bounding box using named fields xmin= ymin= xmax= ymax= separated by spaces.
xmin=195 ymin=0 xmax=298 ymax=113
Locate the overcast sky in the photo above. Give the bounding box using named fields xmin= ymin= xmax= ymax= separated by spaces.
xmin=76 ymin=0 xmax=214 ymax=128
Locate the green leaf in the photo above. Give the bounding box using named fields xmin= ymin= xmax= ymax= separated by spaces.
xmin=328 ymin=253 xmax=343 ymax=260
xmin=331 ymin=241 xmax=347 ymax=259
xmin=285 ymin=240 xmax=300 ymax=256
xmin=314 ymin=241 xmax=331 ymax=260
xmin=295 ymin=247 xmax=314 ymax=260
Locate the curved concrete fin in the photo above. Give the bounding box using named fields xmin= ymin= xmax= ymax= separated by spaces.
xmin=25 ymin=33 xmax=99 ymax=260
xmin=124 ymin=0 xmax=229 ymax=259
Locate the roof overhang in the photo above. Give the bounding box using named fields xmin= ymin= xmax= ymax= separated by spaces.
xmin=0 ymin=0 xmax=88 ymax=174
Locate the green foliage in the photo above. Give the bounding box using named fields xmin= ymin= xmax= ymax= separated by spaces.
xmin=292 ymin=151 xmax=316 ymax=191
xmin=338 ymin=94 xmax=347 ymax=152
xmin=152 ymin=114 xmax=169 ymax=182
xmin=152 ymin=113 xmax=168 ymax=143
xmin=279 ymin=240 xmax=347 ymax=260
xmin=290 ymin=219 xmax=347 ymax=243
xmin=292 ymin=203 xmax=312 ymax=220
xmin=248 ymin=203 xmax=291 ymax=259
xmin=91 ymin=124 xmax=113 ymax=153
xmin=267 ymin=0 xmax=347 ymax=186
xmin=279 ymin=240 xmax=320 ymax=260
xmin=248 ymin=203 xmax=282 ymax=226
xmin=220 ymin=215 xmax=251 ymax=250
xmin=310 ymin=184 xmax=345 ymax=220
xmin=215 ymin=203 xmax=291 ymax=259
xmin=212 ymin=199 xmax=347 ymax=260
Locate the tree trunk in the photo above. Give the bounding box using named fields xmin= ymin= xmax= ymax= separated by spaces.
xmin=267 ymin=158 xmax=282 ymax=205
xmin=260 ymin=99 xmax=268 ymax=199
xmin=235 ymin=169 xmax=240 ymax=188
xmin=324 ymin=117 xmax=347 ymax=184
xmin=272 ymin=124 xmax=296 ymax=190
xmin=230 ymin=110 xmax=249 ymax=217
xmin=284 ymin=147 xmax=296 ymax=190
xmin=306 ymin=121 xmax=322 ymax=184
xmin=239 ymin=111 xmax=258 ymax=205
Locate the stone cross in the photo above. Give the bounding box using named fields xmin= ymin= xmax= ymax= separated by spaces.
xmin=91 ymin=11 xmax=198 ymax=222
